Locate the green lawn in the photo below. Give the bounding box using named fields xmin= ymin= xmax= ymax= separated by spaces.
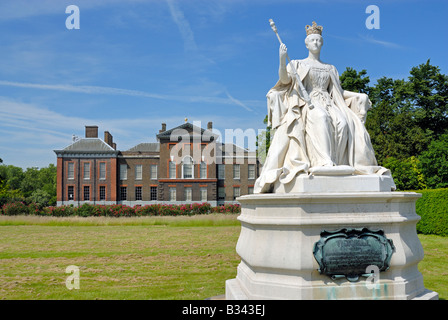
xmin=0 ymin=215 xmax=446 ymax=300
xmin=418 ymin=234 xmax=448 ymax=300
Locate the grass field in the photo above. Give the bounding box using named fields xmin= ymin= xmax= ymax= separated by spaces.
xmin=0 ymin=215 xmax=446 ymax=300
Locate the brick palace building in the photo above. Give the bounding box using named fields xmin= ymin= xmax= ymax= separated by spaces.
xmin=54 ymin=122 xmax=260 ymax=207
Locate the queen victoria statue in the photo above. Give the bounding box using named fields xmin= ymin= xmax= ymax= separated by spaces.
xmin=254 ymin=21 xmax=394 ymax=193
xmin=226 ymin=21 xmax=436 ymax=301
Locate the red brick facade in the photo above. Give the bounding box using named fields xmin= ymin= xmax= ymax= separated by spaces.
xmin=54 ymin=122 xmax=260 ymax=206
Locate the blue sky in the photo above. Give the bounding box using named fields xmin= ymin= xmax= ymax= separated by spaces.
xmin=0 ymin=0 xmax=447 ymax=168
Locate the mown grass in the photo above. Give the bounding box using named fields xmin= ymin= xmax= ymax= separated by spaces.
xmin=0 ymin=214 xmax=241 ymax=300
xmin=418 ymin=234 xmax=448 ymax=299
xmin=0 ymin=215 xmax=446 ymax=300
xmin=0 ymin=214 xmax=240 ymax=227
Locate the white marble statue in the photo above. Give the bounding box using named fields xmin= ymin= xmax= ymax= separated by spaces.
xmin=255 ymin=21 xmax=392 ymax=193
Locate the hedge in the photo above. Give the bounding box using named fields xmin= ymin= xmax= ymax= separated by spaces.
xmin=415 ymin=188 xmax=448 ymax=236
xmin=0 ymin=202 xmax=240 ymax=218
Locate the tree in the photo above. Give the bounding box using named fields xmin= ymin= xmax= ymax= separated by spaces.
xmin=419 ymin=134 xmax=448 ymax=189
xmin=339 ymin=67 xmax=370 ymax=94
xmin=382 ymin=156 xmax=426 ymax=191
xmin=0 ymin=165 xmax=24 ymax=190
xmin=38 ymin=164 xmax=57 ymax=205
xmin=407 ymin=60 xmax=448 ymax=138
xmin=0 ymin=163 xmax=57 ymax=206
xmin=29 ymin=189 xmax=52 ymax=207
xmin=21 ymin=167 xmax=42 ymax=198
xmin=364 ymin=77 xmax=431 ymax=164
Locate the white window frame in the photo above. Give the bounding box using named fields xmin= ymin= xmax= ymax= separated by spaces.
xmin=218 ymin=164 xmax=225 ymax=180
xmin=169 ymin=187 xmax=177 ymax=201
xmin=200 ymin=161 xmax=207 ymax=179
xmin=233 ymin=186 xmax=240 ymax=199
xmin=83 ymin=162 xmax=90 ymax=180
xmin=83 ymin=185 xmax=90 ymax=201
xmin=150 ymin=186 xmax=157 ymax=201
xmin=233 ymin=164 xmax=240 ymax=180
xmin=135 ymin=186 xmax=142 ymax=201
xmin=182 ymin=156 xmax=194 ymax=179
xmin=120 ymin=164 xmax=127 ymax=180
xmin=248 ymin=164 xmax=255 ymax=180
xmin=169 ymin=161 xmax=176 ymax=179
xmin=135 ymin=165 xmax=142 ymax=180
xmin=184 ymin=187 xmax=192 ymax=201
xmin=68 ymin=162 xmax=74 ymax=180
xmin=218 ymin=187 xmax=225 ymax=200
xmin=150 ymin=164 xmax=158 ymax=180
xmin=99 ymin=186 xmax=106 ymax=200
xmin=200 ymin=187 xmax=207 ymax=202
xmin=120 ymin=186 xmax=127 ymax=201
xmin=99 ymin=162 xmax=106 ymax=180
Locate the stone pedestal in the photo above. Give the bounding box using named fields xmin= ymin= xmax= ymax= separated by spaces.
xmin=225 ymin=177 xmax=438 ymax=300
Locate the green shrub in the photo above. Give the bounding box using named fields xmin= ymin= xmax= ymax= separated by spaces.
xmin=0 ymin=201 xmax=240 ymax=218
xmin=211 ymin=204 xmax=241 ymax=214
xmin=134 ymin=204 xmax=159 ymax=216
xmin=27 ymin=202 xmax=41 ymax=215
xmin=44 ymin=205 xmax=75 ymax=217
xmin=104 ymin=204 xmax=135 ymax=217
xmin=1 ymin=201 xmax=28 ymax=215
xmin=383 ymin=156 xmax=426 ymax=190
xmin=415 ymin=188 xmax=448 ymax=236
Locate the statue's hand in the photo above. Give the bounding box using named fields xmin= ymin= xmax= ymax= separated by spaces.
xmin=279 ymin=43 xmax=288 ymax=61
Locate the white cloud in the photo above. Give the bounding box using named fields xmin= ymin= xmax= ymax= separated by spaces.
xmin=225 ymin=91 xmax=253 ymax=112
xmin=0 ymin=80 xmax=263 ymax=110
xmin=328 ymin=33 xmax=405 ymax=50
xmin=0 ymin=96 xmax=174 ymax=166
xmin=0 ymin=94 xmax=266 ymax=168
xmin=165 ymin=0 xmax=198 ymax=52
xmin=358 ymin=34 xmax=405 ymax=49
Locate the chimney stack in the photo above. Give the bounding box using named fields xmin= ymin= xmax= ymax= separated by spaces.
xmin=159 ymin=123 xmax=167 ymax=133
xmin=85 ymin=125 xmax=98 ymax=138
xmin=207 ymin=121 xmax=213 ymax=130
xmin=104 ymin=131 xmax=114 ymax=148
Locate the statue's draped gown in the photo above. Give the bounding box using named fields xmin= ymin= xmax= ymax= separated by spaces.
xmin=254 ymin=59 xmax=391 ymax=193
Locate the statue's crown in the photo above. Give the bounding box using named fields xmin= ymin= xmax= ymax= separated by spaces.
xmin=305 ymin=21 xmax=323 ymax=36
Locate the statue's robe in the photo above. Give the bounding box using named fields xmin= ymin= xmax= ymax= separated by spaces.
xmin=255 ymin=59 xmax=393 ymax=193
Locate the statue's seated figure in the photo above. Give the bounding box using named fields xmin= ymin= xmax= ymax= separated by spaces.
xmin=255 ymin=22 xmax=392 ymax=193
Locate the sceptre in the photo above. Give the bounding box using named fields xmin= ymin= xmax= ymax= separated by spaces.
xmin=269 ymin=19 xmax=314 ymax=109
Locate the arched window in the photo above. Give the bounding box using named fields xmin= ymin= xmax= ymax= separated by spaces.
xmin=182 ymin=156 xmax=193 ymax=179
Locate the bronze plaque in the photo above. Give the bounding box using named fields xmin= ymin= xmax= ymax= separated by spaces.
xmin=313 ymin=228 xmax=395 ymax=282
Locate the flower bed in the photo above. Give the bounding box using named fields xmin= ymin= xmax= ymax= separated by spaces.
xmin=0 ymin=202 xmax=240 ymax=217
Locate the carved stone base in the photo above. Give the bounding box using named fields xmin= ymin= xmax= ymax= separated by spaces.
xmin=274 ymin=173 xmax=396 ymax=193
xmin=225 ymin=191 xmax=438 ymax=300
